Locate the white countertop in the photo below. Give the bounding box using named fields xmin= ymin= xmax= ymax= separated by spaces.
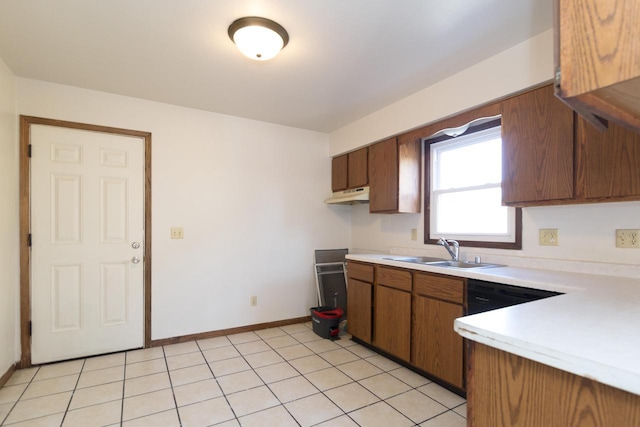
xmin=346 ymin=253 xmax=640 ymax=396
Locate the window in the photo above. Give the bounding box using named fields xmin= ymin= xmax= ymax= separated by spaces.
xmin=427 ymin=122 xmax=521 ymax=249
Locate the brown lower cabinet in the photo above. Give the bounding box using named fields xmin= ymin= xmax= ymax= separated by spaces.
xmin=347 ymin=262 xmax=374 ymax=343
xmin=347 ymin=261 xmax=466 ymax=392
xmin=412 ymin=272 xmax=465 ymax=389
xmin=374 ymin=284 xmax=411 ymax=361
xmin=412 ymin=296 xmax=464 ymax=389
xmin=468 ymin=342 xmax=640 ymax=426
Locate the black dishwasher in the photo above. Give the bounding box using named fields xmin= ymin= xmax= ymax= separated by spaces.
xmin=467 ymin=279 xmax=561 ymax=315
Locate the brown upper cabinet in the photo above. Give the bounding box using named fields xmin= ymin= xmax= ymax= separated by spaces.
xmin=331 ymin=147 xmax=368 ymax=192
xmin=503 ymin=84 xmax=640 ymax=207
xmin=368 ymin=136 xmax=421 ymax=213
xmin=555 ymin=0 xmax=640 ymax=133
xmin=502 ymin=85 xmax=575 ymax=205
xmin=576 ymin=115 xmax=640 ymax=200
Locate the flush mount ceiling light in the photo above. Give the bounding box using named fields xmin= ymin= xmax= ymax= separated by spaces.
xmin=228 ymin=17 xmax=289 ymax=61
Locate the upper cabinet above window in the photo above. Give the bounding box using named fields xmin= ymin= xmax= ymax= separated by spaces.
xmin=554 ymin=0 xmax=640 ymax=133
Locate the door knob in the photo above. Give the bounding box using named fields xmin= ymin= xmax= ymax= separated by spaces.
xmin=132 ymin=242 xmax=141 ymax=249
xmin=132 ymin=256 xmax=141 ymax=264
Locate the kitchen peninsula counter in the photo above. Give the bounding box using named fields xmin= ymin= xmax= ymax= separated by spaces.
xmin=346 ymin=253 xmax=640 ymax=397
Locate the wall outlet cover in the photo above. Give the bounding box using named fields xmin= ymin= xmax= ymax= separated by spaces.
xmin=616 ymin=229 xmax=640 ymax=248
xmin=539 ymin=228 xmax=558 ymax=246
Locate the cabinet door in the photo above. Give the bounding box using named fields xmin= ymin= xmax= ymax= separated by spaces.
xmin=374 ymin=285 xmax=411 ymax=361
xmin=412 ymin=295 xmax=464 ymax=389
xmin=348 ymin=148 xmax=368 ymax=188
xmin=502 ymin=85 xmax=575 ymax=205
xmin=556 ymin=0 xmax=640 ymax=132
xmin=576 ymin=115 xmax=640 ymax=200
xmin=332 ymin=155 xmax=348 ymax=192
xmin=347 ymin=278 xmax=372 ymax=343
xmin=369 ymin=137 xmax=398 ymax=212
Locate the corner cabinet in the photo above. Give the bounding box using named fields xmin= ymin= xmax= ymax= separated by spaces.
xmin=502 ymin=84 xmax=640 ymax=207
xmin=501 ymin=84 xmax=575 ymax=205
xmin=331 ymin=147 xmax=368 ymax=192
xmin=368 ymin=136 xmax=421 ymax=213
xmin=575 ymin=115 xmax=640 ymax=201
xmin=555 ymin=0 xmax=640 ymax=133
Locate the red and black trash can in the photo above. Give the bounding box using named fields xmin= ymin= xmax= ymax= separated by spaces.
xmin=310 ymin=306 xmax=344 ymax=340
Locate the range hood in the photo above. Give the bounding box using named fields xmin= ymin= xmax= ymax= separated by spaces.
xmin=325 ymin=186 xmax=370 ymax=205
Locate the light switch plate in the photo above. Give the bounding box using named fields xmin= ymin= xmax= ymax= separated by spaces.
xmin=411 ymin=228 xmax=418 ymax=241
xmin=171 ymin=227 xmax=184 ymax=239
xmin=539 ymin=228 xmax=558 ymax=246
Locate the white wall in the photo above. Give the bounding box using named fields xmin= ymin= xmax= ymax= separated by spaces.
xmin=0 ymin=56 xmax=19 ymax=372
xmin=350 ymin=202 xmax=640 ymax=270
xmin=330 ymin=28 xmax=640 ymax=275
xmin=16 ymin=78 xmax=352 ymax=340
xmin=330 ymin=29 xmax=554 ymax=156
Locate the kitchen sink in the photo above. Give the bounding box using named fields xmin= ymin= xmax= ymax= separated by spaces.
xmin=428 ymin=260 xmax=505 ymax=269
xmin=383 ymin=256 xmax=504 ymax=269
xmin=382 ymin=256 xmax=446 ymax=264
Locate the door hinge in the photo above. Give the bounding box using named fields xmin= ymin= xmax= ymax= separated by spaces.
xmin=28 ymin=321 xmax=32 ymax=337
xmin=27 ymin=233 xmax=32 ymax=247
xmin=28 ymin=144 xmax=32 ymax=158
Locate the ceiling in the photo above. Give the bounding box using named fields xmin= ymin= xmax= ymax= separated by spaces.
xmin=0 ymin=1 xmax=552 ymax=132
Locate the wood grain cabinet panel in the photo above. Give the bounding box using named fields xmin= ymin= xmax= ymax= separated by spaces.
xmin=502 ymin=85 xmax=575 ymax=205
xmin=468 ymin=342 xmax=640 ymax=427
xmin=348 ymin=262 xmax=374 ymax=283
xmin=576 ymin=115 xmax=640 ymax=200
xmin=556 ymin=0 xmax=640 ymax=132
xmin=368 ymin=136 xmax=421 ymax=213
xmin=414 ymin=273 xmax=464 ymax=304
xmin=348 ymin=148 xmax=368 ymax=188
xmin=412 ymin=295 xmax=464 ymax=389
xmin=347 ymin=278 xmax=372 ymax=343
xmin=376 ymin=266 xmax=412 ymax=292
xmin=374 ymin=285 xmax=411 ymax=361
xmin=331 ymin=148 xmax=368 ymax=192
xmin=331 ymin=155 xmax=348 ymax=192
xmin=369 ymin=137 xmax=399 ymax=212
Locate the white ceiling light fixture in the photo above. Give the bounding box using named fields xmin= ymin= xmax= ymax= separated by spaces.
xmin=228 ymin=17 xmax=289 ymax=61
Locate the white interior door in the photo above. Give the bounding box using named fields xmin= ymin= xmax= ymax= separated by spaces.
xmin=30 ymin=124 xmax=145 ymax=364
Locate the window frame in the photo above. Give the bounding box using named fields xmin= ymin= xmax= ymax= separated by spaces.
xmin=423 ymin=119 xmax=522 ymax=250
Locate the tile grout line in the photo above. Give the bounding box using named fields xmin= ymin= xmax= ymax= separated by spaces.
xmin=0 ymin=366 xmax=40 ymax=426
xmin=59 ymin=358 xmax=86 ymax=426
xmin=160 ymin=346 xmax=183 ymax=427
xmin=228 ymin=331 xmax=301 ymax=423
xmin=196 ymin=339 xmax=240 ymax=425
xmin=0 ymin=323 xmax=467 ymax=426
xmin=120 ymin=352 xmax=127 ymax=426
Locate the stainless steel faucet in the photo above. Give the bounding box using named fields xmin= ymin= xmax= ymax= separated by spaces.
xmin=437 ymin=238 xmax=459 ymax=261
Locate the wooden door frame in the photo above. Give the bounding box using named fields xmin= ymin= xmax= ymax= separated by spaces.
xmin=19 ymin=115 xmax=152 ymax=368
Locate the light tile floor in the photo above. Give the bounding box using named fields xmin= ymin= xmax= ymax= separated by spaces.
xmin=0 ymin=322 xmax=467 ymax=427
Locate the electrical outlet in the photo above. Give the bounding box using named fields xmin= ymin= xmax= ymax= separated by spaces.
xmin=539 ymin=228 xmax=558 ymax=246
xmin=250 ymin=296 xmax=257 ymax=306
xmin=411 ymin=228 xmax=418 ymax=241
xmin=170 ymin=227 xmax=184 ymax=239
xmin=616 ymin=229 xmax=640 ymax=248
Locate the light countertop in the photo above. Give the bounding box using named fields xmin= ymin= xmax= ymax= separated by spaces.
xmin=346 ymin=253 xmax=640 ymax=396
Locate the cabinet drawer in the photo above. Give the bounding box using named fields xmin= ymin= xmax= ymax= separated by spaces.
xmin=348 ymin=262 xmax=374 ymax=283
xmin=414 ymin=273 xmax=464 ymax=304
xmin=376 ymin=266 xmax=412 ymax=292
